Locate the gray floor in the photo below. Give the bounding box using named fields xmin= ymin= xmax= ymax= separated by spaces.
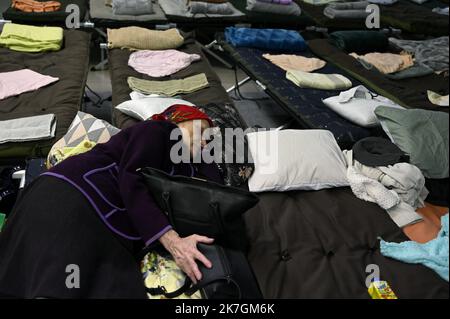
xmin=84 ymin=54 xmax=292 ymax=129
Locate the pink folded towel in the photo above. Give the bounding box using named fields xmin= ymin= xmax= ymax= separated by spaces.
xmin=0 ymin=69 xmax=59 ymax=100
xmin=128 ymin=50 xmax=201 ymax=78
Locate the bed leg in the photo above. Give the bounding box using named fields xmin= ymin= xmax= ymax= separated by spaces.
xmin=226 ymin=77 xmax=251 ymax=93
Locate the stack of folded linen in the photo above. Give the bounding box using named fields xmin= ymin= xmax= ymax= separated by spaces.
xmin=108 ymin=0 xmax=154 ymax=15
xmin=0 ymin=23 xmax=63 ymax=52
xmin=246 ymin=0 xmax=302 ymax=15
xmin=323 ymin=1 xmax=371 ymax=19
xmin=188 ymin=0 xmax=235 ymax=14
xmin=12 ymin=0 xmax=61 ymax=12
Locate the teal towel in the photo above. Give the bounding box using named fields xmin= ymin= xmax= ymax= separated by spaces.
xmin=380 ymin=214 xmax=449 ymax=281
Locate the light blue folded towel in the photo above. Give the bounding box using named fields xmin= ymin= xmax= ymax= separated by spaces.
xmin=380 ymin=214 xmax=449 ymax=281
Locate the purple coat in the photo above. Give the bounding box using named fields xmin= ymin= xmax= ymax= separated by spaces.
xmin=43 ymin=120 xmax=223 ymax=247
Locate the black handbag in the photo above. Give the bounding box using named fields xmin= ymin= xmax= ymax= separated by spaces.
xmin=147 ymin=244 xmax=263 ymax=299
xmin=140 ymin=167 xmax=259 ymax=251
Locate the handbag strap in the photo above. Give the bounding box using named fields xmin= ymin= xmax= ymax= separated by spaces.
xmin=186 ymin=277 xmax=242 ymax=300
xmin=146 ymin=276 xmax=242 ymax=299
xmin=146 ymin=278 xmax=193 ymax=299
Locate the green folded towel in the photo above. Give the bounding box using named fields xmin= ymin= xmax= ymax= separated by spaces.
xmin=0 ymin=213 xmax=5 ymax=232
xmin=286 ymin=70 xmax=352 ymax=90
xmin=329 ymin=30 xmax=389 ymax=54
xmin=128 ymin=73 xmax=209 ymax=97
xmin=0 ymin=23 xmax=63 ymax=52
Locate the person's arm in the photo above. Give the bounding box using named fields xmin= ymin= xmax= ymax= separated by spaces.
xmin=117 ymin=122 xmax=174 ymax=247
xmin=118 ymin=122 xmax=213 ymax=283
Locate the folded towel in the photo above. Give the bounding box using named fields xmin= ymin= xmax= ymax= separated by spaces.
xmin=107 ymin=27 xmax=184 ymax=50
xmin=112 ymin=0 xmax=154 ymax=15
xmin=0 ymin=69 xmax=59 ymax=100
xmin=381 ymin=214 xmax=449 ymax=281
xmin=189 ymin=1 xmax=234 ymax=14
xmin=263 ymin=54 xmax=326 ymax=72
xmin=225 ymin=27 xmax=307 ymax=52
xmin=12 ymin=0 xmax=61 ymax=12
xmin=0 ymin=114 xmax=57 ymax=145
xmin=330 ymin=30 xmax=389 ymax=54
xmin=128 ymin=73 xmax=209 ymax=97
xmin=247 ymin=0 xmax=301 ymax=15
xmin=286 ymin=70 xmax=352 ymax=90
xmin=0 ymin=23 xmax=63 ymax=52
xmin=350 ymin=52 xmax=415 ymax=74
xmin=128 ymin=50 xmax=201 ymax=77
xmin=324 ymin=1 xmax=370 ymax=19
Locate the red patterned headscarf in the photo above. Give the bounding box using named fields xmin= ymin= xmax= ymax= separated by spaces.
xmin=151 ymin=104 xmax=213 ymax=127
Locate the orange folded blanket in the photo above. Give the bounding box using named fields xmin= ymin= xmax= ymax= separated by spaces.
xmin=12 ymin=0 xmax=61 ymax=13
xmin=403 ymin=203 xmax=449 ymax=244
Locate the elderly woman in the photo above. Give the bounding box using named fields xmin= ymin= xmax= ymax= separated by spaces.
xmin=0 ymin=105 xmax=223 ymax=299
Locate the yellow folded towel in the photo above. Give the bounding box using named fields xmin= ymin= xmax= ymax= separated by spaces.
xmin=286 ymin=70 xmax=352 ymax=90
xmin=107 ymin=27 xmax=184 ymax=50
xmin=0 ymin=23 xmax=63 ymax=52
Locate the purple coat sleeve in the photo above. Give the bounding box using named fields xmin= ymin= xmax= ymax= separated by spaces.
xmin=117 ymin=122 xmax=174 ymax=247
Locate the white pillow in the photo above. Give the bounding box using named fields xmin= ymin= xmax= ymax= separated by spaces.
xmin=323 ymin=86 xmax=403 ymax=128
xmin=247 ymin=129 xmax=349 ymax=192
xmin=115 ymin=97 xmax=195 ymax=121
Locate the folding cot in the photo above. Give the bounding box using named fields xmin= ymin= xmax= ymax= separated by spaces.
xmin=244 ymin=187 xmax=449 ymax=298
xmin=2 ymin=0 xmax=89 ymax=26
xmin=295 ymin=0 xmax=448 ymax=35
xmin=379 ymin=0 xmax=449 ymax=36
xmin=307 ymin=37 xmax=449 ymax=111
xmin=220 ymin=39 xmax=379 ymax=149
xmin=0 ymin=29 xmax=91 ymax=160
xmin=108 ymin=35 xmax=235 ymax=129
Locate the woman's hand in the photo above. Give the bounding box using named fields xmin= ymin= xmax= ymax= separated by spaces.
xmin=159 ymin=230 xmax=214 ymax=284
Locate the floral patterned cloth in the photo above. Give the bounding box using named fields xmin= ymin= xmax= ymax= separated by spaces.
xmin=141 ymin=252 xmax=202 ymax=299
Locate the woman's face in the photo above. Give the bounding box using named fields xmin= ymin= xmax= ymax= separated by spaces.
xmin=177 ymin=119 xmax=211 ymax=158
